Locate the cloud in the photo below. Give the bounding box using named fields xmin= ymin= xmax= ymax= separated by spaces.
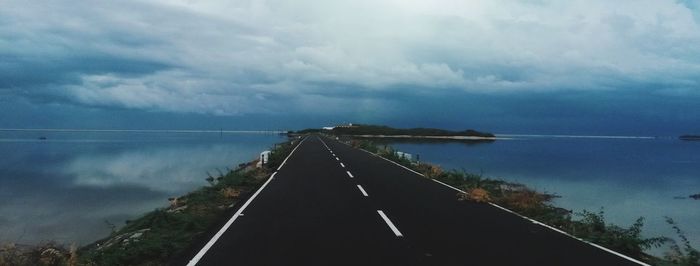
xmin=678 ymin=0 xmax=700 ymax=22
xmin=1 ymin=0 xmax=700 ymax=115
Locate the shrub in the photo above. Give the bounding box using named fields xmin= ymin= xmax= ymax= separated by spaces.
xmin=664 ymin=217 xmax=700 ymax=265
xmin=571 ymin=210 xmax=667 ymax=258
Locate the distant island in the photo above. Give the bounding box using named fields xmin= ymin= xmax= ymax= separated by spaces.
xmin=295 ymin=124 xmax=496 ymax=140
xmin=679 ymin=135 xmax=700 ymax=141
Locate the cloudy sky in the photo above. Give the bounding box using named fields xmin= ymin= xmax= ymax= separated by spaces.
xmin=1 ymin=0 xmax=699 ymax=134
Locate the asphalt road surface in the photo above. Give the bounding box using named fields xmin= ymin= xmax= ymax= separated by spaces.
xmin=181 ymin=135 xmax=644 ymax=266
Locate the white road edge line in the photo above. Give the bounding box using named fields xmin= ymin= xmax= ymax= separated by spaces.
xmin=346 ymin=171 xmax=354 ymax=178
xmin=357 ymin=185 xmax=369 ymax=197
xmin=318 ymin=136 xmax=331 ymax=149
xmin=340 ymin=163 xmax=345 ymax=168
xmin=340 ymin=140 xmax=649 ymax=266
xmin=187 ymin=136 xmax=307 ymax=266
xmin=377 ymin=210 xmax=403 ymax=237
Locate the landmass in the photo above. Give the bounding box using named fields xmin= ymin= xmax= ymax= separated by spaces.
xmin=679 ymin=135 xmax=700 ymax=141
xmin=294 ymin=124 xmax=496 ymax=140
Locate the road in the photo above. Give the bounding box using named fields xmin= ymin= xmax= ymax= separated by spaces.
xmin=180 ymin=135 xmax=644 ymax=266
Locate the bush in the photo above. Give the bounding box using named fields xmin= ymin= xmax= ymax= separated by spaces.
xmin=664 ymin=217 xmax=700 ymax=265
xmin=570 ymin=210 xmax=667 ymax=258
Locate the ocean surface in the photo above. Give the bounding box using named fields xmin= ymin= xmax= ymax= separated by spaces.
xmin=0 ymin=130 xmax=285 ymax=245
xmin=1 ymin=131 xmax=698 ymax=257
xmin=388 ymin=135 xmax=700 ymax=256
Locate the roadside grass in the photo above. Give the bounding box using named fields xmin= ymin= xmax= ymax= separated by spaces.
xmin=1 ymin=137 xmax=299 ymax=266
xmin=77 ymin=139 xmax=297 ymax=265
xmin=348 ymin=138 xmax=699 ymax=265
xmin=77 ymin=173 xmax=258 ymax=266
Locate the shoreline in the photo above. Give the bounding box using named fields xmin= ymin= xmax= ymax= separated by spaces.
xmin=351 ymin=134 xmax=501 ymax=140
xmin=2 ymin=134 xmax=696 ymax=265
xmin=0 ymin=128 xmax=288 ymax=134
xmin=342 ymin=137 xmax=697 ymax=265
xmin=0 ymin=137 xmax=299 ymax=266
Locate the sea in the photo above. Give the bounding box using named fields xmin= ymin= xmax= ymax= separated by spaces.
xmin=387 ymin=135 xmax=700 ymax=256
xmin=0 ymin=130 xmax=697 ymax=257
xmin=0 ymin=130 xmax=285 ymax=245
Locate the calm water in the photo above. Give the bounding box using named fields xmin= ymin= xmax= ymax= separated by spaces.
xmin=0 ymin=130 xmax=284 ymax=245
xmin=390 ymin=136 xmax=700 ymax=255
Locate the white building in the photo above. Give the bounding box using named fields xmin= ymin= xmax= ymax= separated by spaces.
xmin=396 ymin=151 xmax=412 ymax=161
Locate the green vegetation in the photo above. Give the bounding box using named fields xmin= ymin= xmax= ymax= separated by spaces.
xmin=348 ymin=138 xmax=699 ymax=265
xmin=1 ymin=138 xmax=300 ymax=266
xmin=293 ymin=128 xmax=322 ymax=134
xmin=662 ymin=217 xmax=700 ymax=265
xmin=571 ymin=210 xmax=666 ymax=259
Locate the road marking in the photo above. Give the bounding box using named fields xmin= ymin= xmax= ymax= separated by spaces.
xmin=431 ymin=179 xmax=463 ymax=193
xmin=335 ymin=157 xmax=340 ymax=161
xmin=357 ymin=185 xmax=368 ymax=197
xmin=187 ymin=137 xmax=307 ymax=266
xmin=346 ymin=171 xmax=354 ymax=178
xmin=377 ymin=210 xmax=403 ymax=237
xmin=340 ymin=163 xmax=345 ymax=168
xmin=347 ymin=141 xmax=649 ymax=266
xmin=187 ymin=171 xmax=276 ymax=266
xmin=318 ymin=136 xmax=332 ymax=150
xmin=277 ymin=138 xmax=307 ymax=170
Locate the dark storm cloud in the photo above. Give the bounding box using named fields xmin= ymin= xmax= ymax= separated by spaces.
xmin=1 ymin=0 xmax=699 ymax=134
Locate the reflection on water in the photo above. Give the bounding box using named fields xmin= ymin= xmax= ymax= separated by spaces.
xmin=0 ymin=131 xmax=283 ymax=245
xmin=390 ymin=137 xmax=700 ymax=256
xmin=66 ymin=145 xmax=253 ymax=193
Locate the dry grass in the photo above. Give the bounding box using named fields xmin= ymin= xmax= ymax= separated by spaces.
xmin=221 ymin=187 xmax=242 ymax=198
xmin=416 ymin=163 xmax=443 ymax=178
xmin=499 ymin=189 xmax=548 ymax=211
xmin=460 ymin=188 xmax=491 ymax=203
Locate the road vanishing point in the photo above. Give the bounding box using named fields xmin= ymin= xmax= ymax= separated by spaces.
xmin=178 ymin=135 xmax=644 ymax=266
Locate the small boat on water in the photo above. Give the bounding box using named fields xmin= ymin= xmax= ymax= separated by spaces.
xmin=38 ymin=136 xmax=47 ymax=140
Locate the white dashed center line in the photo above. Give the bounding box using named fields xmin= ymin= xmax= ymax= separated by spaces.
xmin=357 ymin=185 xmax=368 ymax=197
xmin=340 ymin=163 xmax=345 ymax=168
xmin=377 ymin=210 xmax=403 ymax=237
xmin=346 ymin=171 xmax=354 ymax=178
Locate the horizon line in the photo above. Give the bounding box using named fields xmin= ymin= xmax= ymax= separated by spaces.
xmin=495 ymin=134 xmax=657 ymax=140
xmin=0 ymin=128 xmax=289 ymax=133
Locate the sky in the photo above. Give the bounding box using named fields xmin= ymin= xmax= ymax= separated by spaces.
xmin=1 ymin=0 xmax=699 ymax=135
